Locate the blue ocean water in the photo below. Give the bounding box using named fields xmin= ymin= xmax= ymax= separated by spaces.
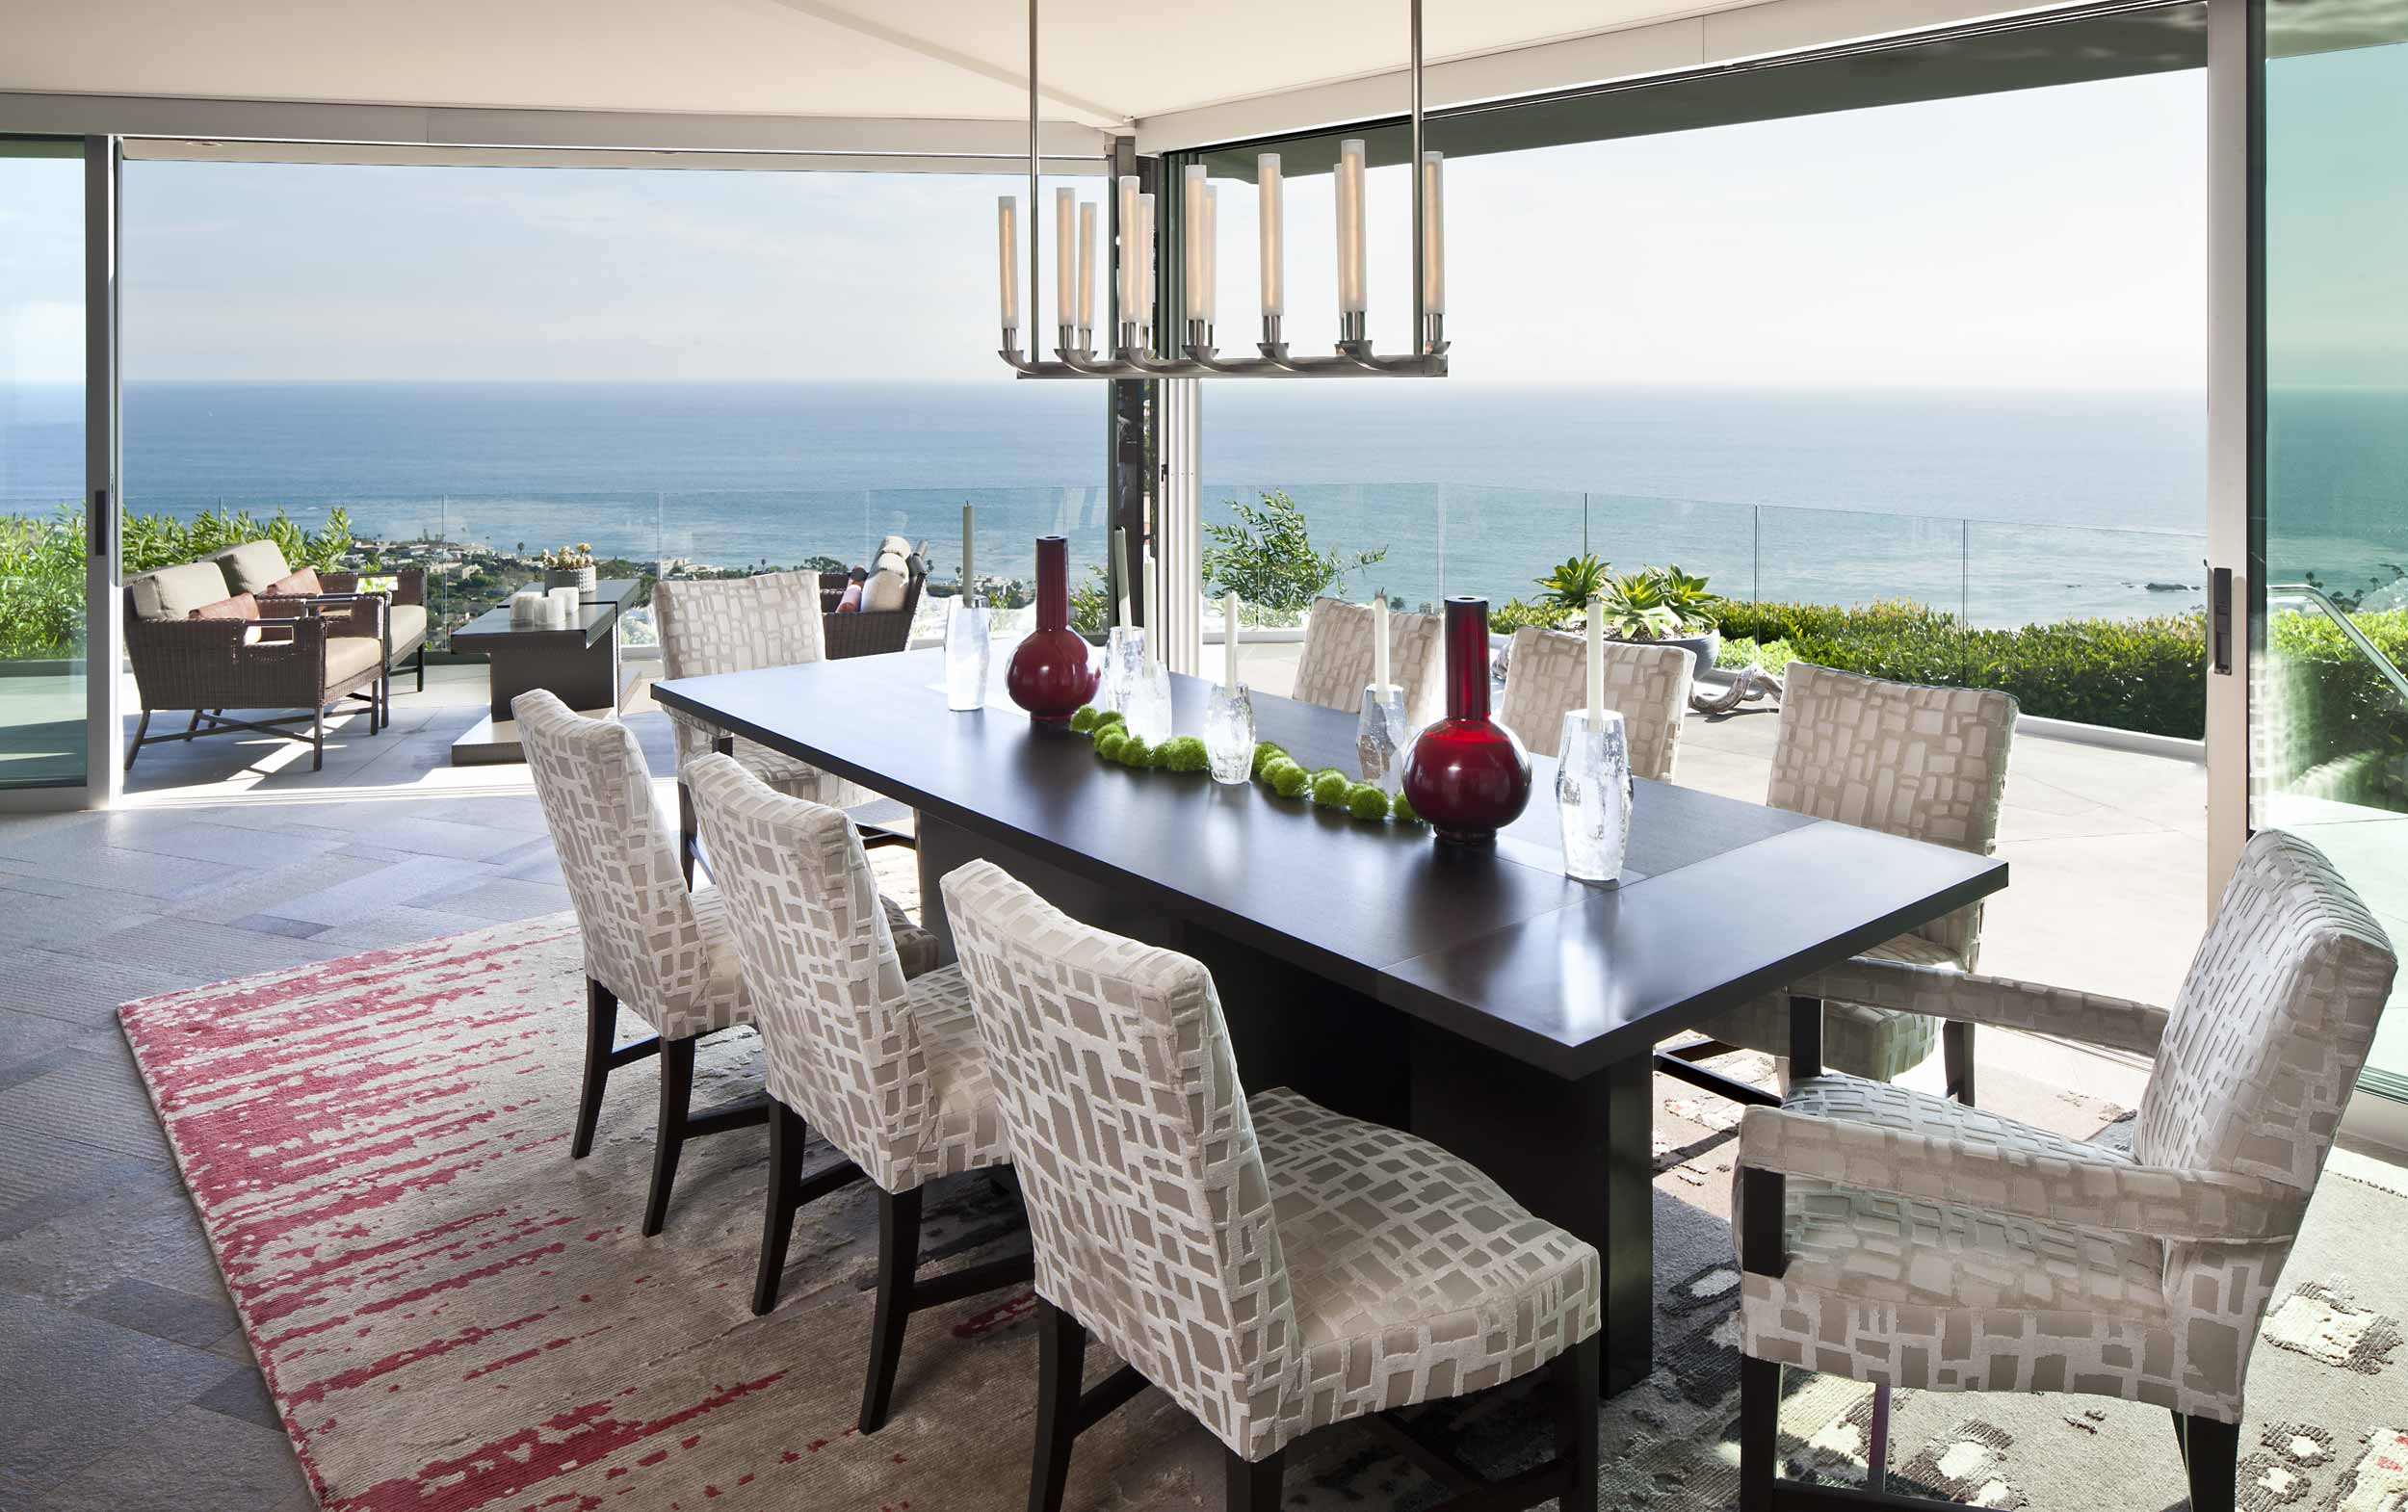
xmin=4 ymin=378 xmax=2388 ymax=626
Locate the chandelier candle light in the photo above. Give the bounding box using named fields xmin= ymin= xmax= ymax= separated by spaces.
xmin=997 ymin=0 xmax=1447 ymax=378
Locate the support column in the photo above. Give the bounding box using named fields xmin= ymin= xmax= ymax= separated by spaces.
xmin=1157 ymin=377 xmax=1204 ymax=675
xmin=84 ymin=135 xmax=123 ymax=810
xmin=1107 ymin=140 xmax=1153 ymax=634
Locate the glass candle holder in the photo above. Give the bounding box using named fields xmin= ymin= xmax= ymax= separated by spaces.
xmin=1204 ymin=684 xmax=1257 ymax=785
xmin=1099 ymin=626 xmax=1145 ymax=714
xmin=1123 ymin=660 xmax=1175 ymax=746
xmin=1355 ymin=683 xmax=1408 ymax=795
xmin=945 ymin=594 xmax=991 ymax=712
xmin=1556 ymin=708 xmax=1632 ymax=883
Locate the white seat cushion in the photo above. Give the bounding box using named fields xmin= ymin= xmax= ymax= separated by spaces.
xmin=893 ymin=965 xmax=1011 ymax=1186
xmin=681 ymin=886 xmax=753 ymax=1034
xmin=384 ymin=602 xmax=429 ymax=654
xmin=1689 ymin=932 xmax=1958 ymax=1081
xmin=1249 ymin=1087 xmax=1600 ymax=1436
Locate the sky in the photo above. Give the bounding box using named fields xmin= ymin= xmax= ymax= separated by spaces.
xmin=5 ymin=67 xmax=2218 ymax=389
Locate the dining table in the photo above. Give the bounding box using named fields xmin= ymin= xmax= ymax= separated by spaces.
xmin=651 ymin=646 xmax=2006 ymax=1395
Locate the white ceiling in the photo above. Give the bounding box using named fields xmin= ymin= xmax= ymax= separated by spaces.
xmin=0 ymin=0 xmax=1879 ymax=129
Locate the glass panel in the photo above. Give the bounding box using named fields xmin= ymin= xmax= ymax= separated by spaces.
xmin=2258 ymin=8 xmax=2408 ymax=1101
xmin=0 ymin=139 xmax=87 ymax=790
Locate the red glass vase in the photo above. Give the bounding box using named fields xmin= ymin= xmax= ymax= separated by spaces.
xmin=1401 ymin=598 xmax=1531 ymax=845
xmin=1006 ymin=535 xmax=1098 ymax=723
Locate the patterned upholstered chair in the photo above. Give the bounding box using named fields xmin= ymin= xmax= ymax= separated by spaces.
xmin=1733 ymin=826 xmax=2395 ymax=1512
xmin=1288 ymin=596 xmax=1448 ymax=732
xmin=685 ymin=754 xmax=1018 ymax=1434
xmin=652 ymin=571 xmax=880 ymax=884
xmin=1496 ymin=626 xmax=1693 ymax=775
xmin=514 ymin=691 xmax=935 ymax=1238
xmin=940 ymin=858 xmax=1602 ymax=1512
xmin=1672 ymin=663 xmax=2016 ymax=1098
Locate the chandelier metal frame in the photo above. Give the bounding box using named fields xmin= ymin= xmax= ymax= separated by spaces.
xmin=999 ymin=0 xmax=1449 ymax=379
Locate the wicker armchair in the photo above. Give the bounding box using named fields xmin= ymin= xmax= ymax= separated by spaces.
xmin=123 ymin=559 xmax=385 ymax=771
xmin=816 ymin=568 xmax=925 ymax=660
xmin=210 ymin=540 xmax=430 ymax=715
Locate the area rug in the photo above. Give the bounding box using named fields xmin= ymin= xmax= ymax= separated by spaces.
xmin=121 ymin=915 xmax=2408 ymax=1512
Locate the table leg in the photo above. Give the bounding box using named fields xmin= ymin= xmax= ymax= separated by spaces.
xmin=1408 ymin=1026 xmax=1653 ymax=1395
xmin=484 ymin=629 xmax=622 ymax=720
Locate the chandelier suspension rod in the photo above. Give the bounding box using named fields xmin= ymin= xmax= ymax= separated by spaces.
xmin=1029 ymin=0 xmax=1041 ymax=348
xmin=1410 ymin=0 xmax=1425 ymax=356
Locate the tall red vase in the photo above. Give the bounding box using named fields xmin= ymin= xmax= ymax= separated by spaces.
xmin=1401 ymin=598 xmax=1531 ymax=845
xmin=1006 ymin=535 xmax=1098 ymax=723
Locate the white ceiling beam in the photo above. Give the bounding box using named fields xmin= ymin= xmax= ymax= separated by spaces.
xmin=0 ymin=91 xmax=1114 ymax=160
xmin=757 ymin=0 xmax=1133 ymax=129
xmin=1133 ymin=0 xmax=2044 ymax=152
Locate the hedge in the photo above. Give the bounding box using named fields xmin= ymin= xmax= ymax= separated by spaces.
xmin=1714 ymin=600 xmax=2209 ymax=739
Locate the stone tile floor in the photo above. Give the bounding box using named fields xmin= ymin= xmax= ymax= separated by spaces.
xmin=0 ymin=656 xmax=2386 ymax=1508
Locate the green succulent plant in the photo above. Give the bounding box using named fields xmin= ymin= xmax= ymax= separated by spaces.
xmin=1534 ymin=553 xmax=1611 ymax=617
xmin=1346 ymin=783 xmax=1391 ymax=821
xmin=1269 ymin=762 xmax=1311 ymax=799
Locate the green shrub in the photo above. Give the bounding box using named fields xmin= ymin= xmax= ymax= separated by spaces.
xmin=2263 ymin=607 xmax=2408 ymax=808
xmin=1489 ymin=598 xmax=1568 ymax=635
xmin=1714 ymin=599 xmax=2208 ymax=739
xmin=1203 ymin=489 xmax=1388 ymax=613
xmin=1346 ymin=782 xmax=1390 ymax=821
xmin=1269 ymin=762 xmax=1310 ymax=799
xmin=1310 ymin=769 xmax=1351 ymax=808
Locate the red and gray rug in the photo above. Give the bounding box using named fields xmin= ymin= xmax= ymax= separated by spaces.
xmin=120 ymin=914 xmax=2408 ymax=1512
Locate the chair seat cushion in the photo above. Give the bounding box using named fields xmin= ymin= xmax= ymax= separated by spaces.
xmin=1737 ymin=1074 xmax=2193 ymax=1409
xmin=385 ymin=602 xmax=429 ymax=654
xmin=881 ymin=896 xmax=940 ymax=980
xmin=669 ymin=713 xmax=870 ymax=811
xmin=675 ymin=886 xmax=753 ymax=1035
xmin=324 ymin=636 xmax=387 ymax=690
xmin=1689 ymin=932 xmax=1958 ymax=1080
xmin=1248 ymin=1087 xmax=1599 ymax=1436
xmin=880 ymin=963 xmax=1010 ymax=1188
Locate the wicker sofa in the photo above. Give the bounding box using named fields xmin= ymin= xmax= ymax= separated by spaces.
xmin=815 ymin=567 xmax=925 ymax=660
xmin=120 ymin=540 xmax=429 ymax=770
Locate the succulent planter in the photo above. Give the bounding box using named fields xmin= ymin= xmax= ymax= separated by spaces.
xmin=1611 ymin=628 xmax=1718 ymax=683
xmin=545 ymin=565 xmax=598 ymax=598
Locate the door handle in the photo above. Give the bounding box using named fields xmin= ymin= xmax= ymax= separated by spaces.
xmin=2210 ymin=564 xmax=2233 ymax=675
xmin=90 ymin=487 xmax=109 ymax=558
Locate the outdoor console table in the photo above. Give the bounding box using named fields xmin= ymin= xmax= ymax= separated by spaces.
xmin=652 ymin=650 xmax=2005 ymax=1394
xmin=449 ymin=578 xmax=641 ymax=765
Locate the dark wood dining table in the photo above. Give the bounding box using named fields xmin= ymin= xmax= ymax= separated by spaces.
xmin=651 ymin=648 xmax=2005 ymax=1394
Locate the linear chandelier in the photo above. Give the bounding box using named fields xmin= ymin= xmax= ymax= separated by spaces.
xmin=997 ymin=0 xmax=1449 ymax=379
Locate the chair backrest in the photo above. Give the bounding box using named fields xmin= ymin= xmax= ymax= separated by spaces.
xmin=2138 ymin=826 xmax=2395 ymax=1186
xmin=211 ymin=539 xmax=295 ymax=596
xmin=1768 ymin=663 xmax=2016 ymax=965
xmin=653 ymin=570 xmax=829 ymax=683
xmin=1289 ymin=596 xmax=1446 ymax=729
xmin=686 ymin=752 xmax=937 ymax=1188
xmin=513 ymin=690 xmax=720 ymax=1034
xmin=1497 ymin=627 xmax=1693 ymax=775
xmin=939 ymin=858 xmax=1295 ymax=1456
xmin=124 ymin=560 xmax=235 ymax=622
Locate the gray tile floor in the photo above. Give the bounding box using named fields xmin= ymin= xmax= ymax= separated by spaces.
xmin=0 ymin=680 xmax=644 ymax=1511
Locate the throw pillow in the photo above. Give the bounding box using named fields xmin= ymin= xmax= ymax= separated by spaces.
xmin=189 ymin=592 xmax=260 ymax=620
xmin=267 ymin=567 xmax=323 ymax=597
xmin=862 ymin=567 xmax=909 ymax=613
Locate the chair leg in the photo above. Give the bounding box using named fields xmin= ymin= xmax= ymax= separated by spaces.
xmin=1867 ymin=1382 xmax=1892 ymax=1493
xmin=2178 ymin=1415 xmax=2238 ymax=1512
xmin=1028 ymin=1300 xmax=1086 ymax=1512
xmin=1944 ymin=1021 xmax=1976 ymax=1104
xmin=1740 ymin=1356 xmax=1779 ymax=1512
xmin=1223 ymin=1447 xmax=1285 ymax=1512
xmin=641 ymin=1036 xmax=695 ymax=1238
xmin=312 ymin=706 xmax=325 ymax=770
xmin=752 ymin=1103 xmax=806 ymax=1316
xmin=127 ymin=709 xmax=151 ymax=769
xmin=572 ymin=979 xmax=617 ymax=1160
xmin=416 ymin=643 xmax=427 ymax=692
xmin=1554 ymin=1332 xmax=1600 ymax=1511
xmin=859 ymin=1186 xmax=924 ymax=1433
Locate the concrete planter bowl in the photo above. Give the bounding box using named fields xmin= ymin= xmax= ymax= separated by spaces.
xmin=1613 ymin=628 xmax=1720 ymax=683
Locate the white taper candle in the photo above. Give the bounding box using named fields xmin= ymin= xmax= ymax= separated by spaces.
xmin=1182 ymin=166 xmax=1208 ymax=322
xmin=1421 ymin=152 xmax=1446 ymax=317
xmin=1076 ymin=201 xmax=1097 ymax=333
xmin=1372 ymin=594 xmax=1390 ymax=691
xmin=1585 ymin=597 xmax=1605 ymax=724
xmin=1257 ymin=153 xmax=1284 ymax=319
xmin=997 ymin=196 xmax=1019 ymax=330
xmin=1224 ymin=593 xmax=1242 ymax=690
xmin=1142 ymin=547 xmax=1160 ymax=666
xmin=960 ymin=503 xmax=975 ymax=599
xmin=1137 ymin=193 xmax=1157 ymax=329
xmin=1111 ymin=527 xmax=1131 ymax=626
xmin=1200 ymin=185 xmax=1218 ymax=325
xmin=1114 ymin=174 xmax=1139 ymax=322
xmin=1054 ymin=187 xmax=1076 ymax=332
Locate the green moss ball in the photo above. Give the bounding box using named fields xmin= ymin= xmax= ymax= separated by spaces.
xmin=1269 ymin=762 xmax=1311 ymax=800
xmin=1250 ymin=742 xmax=1290 ymax=779
xmin=1093 ymin=728 xmax=1129 ymax=762
xmin=1346 ymin=782 xmax=1391 ymax=821
xmin=1068 ymin=706 xmax=1102 ymax=733
xmin=1310 ymin=769 xmax=1352 ymax=809
xmin=1391 ymin=791 xmax=1425 ymax=825
xmin=1115 ymin=734 xmax=1155 ymax=769
xmin=1093 ymin=708 xmax=1125 ymax=730
xmin=1158 ymin=735 xmax=1209 ymax=773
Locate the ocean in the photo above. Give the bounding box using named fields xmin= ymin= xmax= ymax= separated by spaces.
xmin=1 ymin=380 xmax=2397 ymax=627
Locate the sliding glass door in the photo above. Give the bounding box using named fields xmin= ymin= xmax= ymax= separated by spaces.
xmin=2251 ymin=3 xmax=2408 ymax=1137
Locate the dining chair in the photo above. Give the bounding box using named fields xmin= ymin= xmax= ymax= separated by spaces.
xmin=1496 ymin=625 xmax=1693 ymax=774
xmin=1288 ymin=595 xmax=1448 ymax=731
xmin=1733 ymin=825 xmax=2395 ymax=1512
xmin=513 ymin=689 xmax=770 ymax=1238
xmin=939 ymin=858 xmax=1602 ymax=1512
xmin=686 ymin=753 xmax=1026 ymax=1434
xmin=1664 ymin=663 xmax=2016 ymax=1103
xmin=652 ymin=570 xmax=893 ymax=885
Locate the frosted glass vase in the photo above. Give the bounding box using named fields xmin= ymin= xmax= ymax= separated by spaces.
xmin=1556 ymin=708 xmax=1632 ymax=883
xmin=1204 ymin=684 xmax=1256 ymax=785
xmin=1123 ymin=661 xmax=1175 ymax=746
xmin=944 ymin=596 xmax=991 ymax=712
xmin=1098 ymin=626 xmax=1145 ymax=714
xmin=1355 ymin=683 xmax=1408 ymax=795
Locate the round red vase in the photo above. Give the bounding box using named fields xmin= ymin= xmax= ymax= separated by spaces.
xmin=1006 ymin=535 xmax=1098 ymax=723
xmin=1401 ymin=598 xmax=1530 ymax=845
